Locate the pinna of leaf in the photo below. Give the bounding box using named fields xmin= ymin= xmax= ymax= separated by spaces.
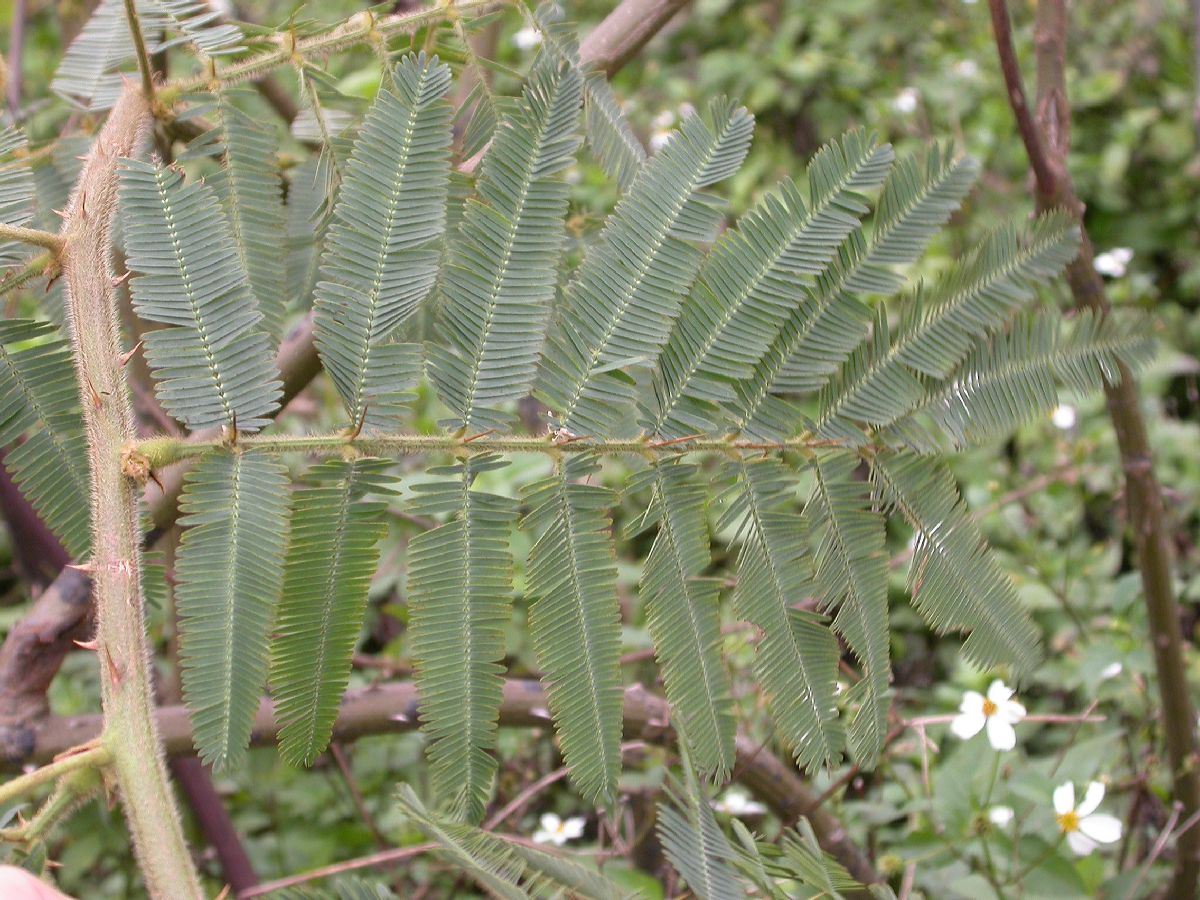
xmin=1 ymin=14 xmax=1150 ymax=841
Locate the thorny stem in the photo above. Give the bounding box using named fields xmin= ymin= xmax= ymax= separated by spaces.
xmin=59 ymin=85 xmax=202 ymax=898
xmin=132 ymin=431 xmax=846 ymax=468
xmin=156 ymin=0 xmax=502 ymax=105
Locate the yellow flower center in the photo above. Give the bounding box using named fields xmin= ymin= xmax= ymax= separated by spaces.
xmin=982 ymin=698 xmax=998 ymax=717
xmin=1057 ymin=811 xmax=1079 ymax=833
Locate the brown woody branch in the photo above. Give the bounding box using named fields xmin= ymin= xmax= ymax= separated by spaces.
xmin=988 ymin=2 xmax=1200 ymax=894
xmin=14 ymin=679 xmax=879 ymax=887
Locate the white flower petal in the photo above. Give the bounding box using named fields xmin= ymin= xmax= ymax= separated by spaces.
xmin=1051 ymin=404 xmax=1078 ymax=429
xmin=538 ymin=813 xmax=561 ymax=832
xmin=1077 ymin=781 xmax=1106 ymax=818
xmin=1053 ymin=782 xmax=1076 ymax=815
xmin=1112 ymin=247 xmax=1134 ymax=266
xmin=1079 ymin=813 xmax=1122 ymax=845
xmin=986 ymin=715 xmax=1016 ymax=751
xmin=987 ymin=680 xmax=1013 ymax=704
xmin=988 ymin=806 xmax=1014 ymax=827
xmin=1099 ymin=662 xmax=1123 ymax=680
xmin=959 ymin=691 xmax=985 ymax=715
xmin=533 ymin=830 xmax=561 ymax=845
xmin=1067 ymin=830 xmax=1097 ymax=856
xmin=951 ymin=710 xmax=986 ymax=740
xmin=1002 ymin=701 xmax=1027 ymax=724
xmin=562 ymin=817 xmax=586 ymax=839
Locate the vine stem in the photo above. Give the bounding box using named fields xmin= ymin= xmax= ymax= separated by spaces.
xmin=132 ymin=431 xmax=844 ymax=467
xmin=59 ymin=84 xmax=203 ymax=898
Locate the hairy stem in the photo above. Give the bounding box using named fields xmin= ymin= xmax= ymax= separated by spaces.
xmin=60 ymin=85 xmax=202 ymax=898
xmin=0 ymin=744 xmax=108 ymax=809
xmin=134 ymin=431 xmax=842 ymax=467
xmin=156 ymin=0 xmax=501 ymax=105
xmin=0 ymin=223 xmax=64 ymax=252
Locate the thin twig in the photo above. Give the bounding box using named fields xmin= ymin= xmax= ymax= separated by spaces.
xmin=122 ymin=0 xmax=157 ymax=106
xmin=329 ymin=744 xmax=389 ymax=849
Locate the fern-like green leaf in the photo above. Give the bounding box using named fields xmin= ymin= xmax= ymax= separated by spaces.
xmin=806 ymin=453 xmax=890 ymax=765
xmin=0 ymin=128 xmax=35 ymax=271
xmin=658 ymin=764 xmax=747 ymax=900
xmin=720 ymin=458 xmax=843 ymax=771
xmin=0 ymin=320 xmax=91 ymax=558
xmin=314 ymin=54 xmax=453 ymax=430
xmin=522 ymin=456 xmax=623 ymax=803
xmin=53 ymin=0 xmax=244 ymax=111
xmin=870 ymin=452 xmax=1041 ymax=674
xmin=817 ymin=212 xmax=1080 ymax=436
xmin=650 ymin=131 xmax=894 ymax=438
xmin=539 ymin=98 xmax=754 ymax=438
xmin=891 ymin=311 xmax=1154 ymax=449
xmin=428 ymin=58 xmax=583 ymax=430
xmin=633 ymin=462 xmax=736 ymax=779
xmin=396 ymin=784 xmax=629 ymax=899
xmin=119 ymin=158 xmax=282 ymax=431
xmin=409 ymin=461 xmax=517 ymax=823
xmin=176 ymin=450 xmax=290 ymax=771
xmin=285 ymin=155 xmax=333 ymax=316
xmin=533 ymin=5 xmax=646 ymax=189
xmin=208 ymin=92 xmax=289 ymax=342
xmin=730 ymin=146 xmax=979 ymax=439
xmin=271 ymin=459 xmax=396 ymax=766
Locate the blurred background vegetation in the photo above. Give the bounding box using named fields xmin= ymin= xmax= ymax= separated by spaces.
xmin=1 ymin=0 xmax=1198 ymax=896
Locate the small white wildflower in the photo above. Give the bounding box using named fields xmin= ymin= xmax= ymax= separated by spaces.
xmin=1099 ymin=661 xmax=1123 ymax=680
xmin=512 ymin=27 xmax=543 ymax=50
xmin=988 ymin=805 xmax=1015 ymax=827
xmin=533 ymin=813 xmax=586 ymax=846
xmin=1054 ymin=781 xmax=1122 ymax=856
xmin=1093 ymin=247 xmax=1133 ymax=278
xmin=650 ymin=131 xmax=672 ymax=152
xmin=1051 ymin=404 xmax=1077 ymax=430
xmin=953 ymin=59 xmax=980 ymax=78
xmin=712 ymin=789 xmax=767 ymax=816
xmin=652 ymin=109 xmax=677 ymax=130
xmin=891 ymin=88 xmax=919 ymax=114
xmin=950 ymin=679 xmax=1027 ymax=751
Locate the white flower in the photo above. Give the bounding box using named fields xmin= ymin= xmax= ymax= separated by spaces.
xmin=512 ymin=27 xmax=543 ymax=50
xmin=650 ymin=130 xmax=672 ymax=152
xmin=891 ymin=88 xmax=919 ymax=114
xmin=1054 ymin=781 xmax=1122 ymax=855
xmin=950 ymin=680 xmax=1027 ymax=751
xmin=1099 ymin=661 xmax=1123 ymax=680
xmin=1051 ymin=404 xmax=1077 ymax=430
xmin=532 ymin=813 xmax=586 ymax=846
xmin=712 ymin=789 xmax=767 ymax=816
xmin=988 ymin=805 xmax=1015 ymax=827
xmin=953 ymin=59 xmax=980 ymax=78
xmin=652 ymin=109 xmax=677 ymax=130
xmin=1093 ymin=247 xmax=1133 ymax=278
